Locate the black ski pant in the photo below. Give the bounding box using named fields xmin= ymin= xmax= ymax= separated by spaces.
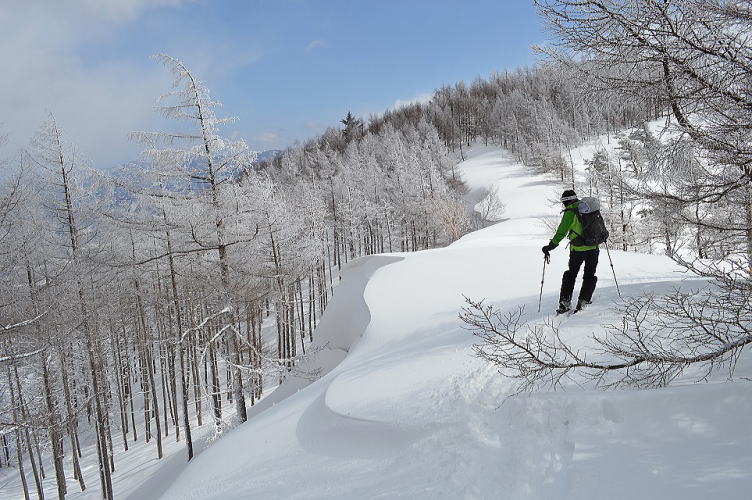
xmin=559 ymin=248 xmax=599 ymax=305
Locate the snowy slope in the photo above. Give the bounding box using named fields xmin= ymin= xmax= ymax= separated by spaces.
xmin=161 ymin=143 xmax=752 ymax=499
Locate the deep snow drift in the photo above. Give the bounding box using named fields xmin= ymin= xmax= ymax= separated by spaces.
xmin=160 ymin=142 xmax=752 ymax=499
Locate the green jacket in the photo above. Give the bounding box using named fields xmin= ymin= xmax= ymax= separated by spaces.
xmin=551 ymin=201 xmax=598 ymax=252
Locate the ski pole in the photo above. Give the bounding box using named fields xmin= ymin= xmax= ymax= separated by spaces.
xmin=538 ymin=253 xmax=549 ymax=312
xmin=604 ymin=241 xmax=621 ymax=298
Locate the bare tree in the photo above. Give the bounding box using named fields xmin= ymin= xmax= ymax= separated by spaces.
xmin=461 ymin=284 xmax=752 ymax=391
xmin=474 ymin=185 xmax=506 ymax=226
xmin=132 ymin=54 xmax=257 ymax=430
xmin=534 ymin=0 xmax=752 ymax=270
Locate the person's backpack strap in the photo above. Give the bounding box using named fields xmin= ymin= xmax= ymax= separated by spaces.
xmin=563 ymin=205 xmax=583 ymax=242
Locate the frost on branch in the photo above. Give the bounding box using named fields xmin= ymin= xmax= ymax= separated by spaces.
xmin=460 ymin=283 xmax=752 ymax=391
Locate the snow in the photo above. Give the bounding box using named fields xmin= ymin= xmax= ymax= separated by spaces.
xmin=157 ymin=141 xmax=752 ymax=499
xmin=0 ymin=422 xmax=216 ymax=500
xmin=0 ymin=312 xmax=284 ymax=499
xmin=5 ymin=135 xmax=747 ymax=499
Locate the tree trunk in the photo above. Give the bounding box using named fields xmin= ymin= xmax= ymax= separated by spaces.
xmin=165 ymin=223 xmax=194 ymax=460
xmin=53 ymin=121 xmax=113 ymax=499
xmin=7 ymin=364 xmax=30 ymax=500
xmin=58 ymin=354 xmax=85 ymax=491
xmin=42 ymin=358 xmax=67 ymax=499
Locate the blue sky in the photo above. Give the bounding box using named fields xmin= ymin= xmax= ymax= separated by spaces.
xmin=0 ymin=0 xmax=544 ymax=168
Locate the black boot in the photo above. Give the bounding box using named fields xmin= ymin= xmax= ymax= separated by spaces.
xmin=575 ymin=298 xmax=591 ymax=312
xmin=556 ymin=300 xmax=571 ymax=315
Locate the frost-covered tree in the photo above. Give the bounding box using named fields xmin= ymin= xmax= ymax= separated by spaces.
xmin=463 ymin=0 xmax=752 ymax=391
xmin=535 ymin=0 xmax=752 ymax=270
xmin=23 ymin=116 xmax=114 ymax=499
xmin=131 ymin=54 xmax=259 ymax=432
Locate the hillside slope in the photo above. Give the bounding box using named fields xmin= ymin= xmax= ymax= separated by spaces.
xmin=162 ymin=143 xmax=752 ymax=500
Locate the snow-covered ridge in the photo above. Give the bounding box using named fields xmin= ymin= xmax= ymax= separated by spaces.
xmin=244 ymin=254 xmax=403 ymax=418
xmin=161 ymin=142 xmax=752 ymax=500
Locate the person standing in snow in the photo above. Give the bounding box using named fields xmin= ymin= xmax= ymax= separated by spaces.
xmin=541 ymin=189 xmax=599 ymax=314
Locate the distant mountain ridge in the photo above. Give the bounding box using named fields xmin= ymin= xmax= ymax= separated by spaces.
xmin=255 ymin=149 xmax=282 ymax=164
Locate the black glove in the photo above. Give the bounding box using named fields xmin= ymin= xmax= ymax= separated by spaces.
xmin=542 ymin=242 xmax=556 ymax=264
xmin=541 ymin=241 xmax=557 ymax=254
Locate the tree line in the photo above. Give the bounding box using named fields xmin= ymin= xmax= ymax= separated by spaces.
xmin=0 ymin=54 xmax=477 ymax=499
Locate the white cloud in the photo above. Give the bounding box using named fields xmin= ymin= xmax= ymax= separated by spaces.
xmin=0 ymin=0 xmax=256 ymax=169
xmin=180 ymin=43 xmax=264 ymax=81
xmin=393 ymin=92 xmax=433 ymax=110
xmin=76 ymin=0 xmax=188 ymax=20
xmin=254 ymin=132 xmax=280 ymax=145
xmin=306 ymin=120 xmax=326 ymax=132
xmin=0 ymin=3 xmax=185 ymax=167
xmin=305 ymin=40 xmax=326 ymax=52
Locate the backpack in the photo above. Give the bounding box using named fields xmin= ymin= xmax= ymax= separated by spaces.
xmin=570 ymin=197 xmax=609 ymax=246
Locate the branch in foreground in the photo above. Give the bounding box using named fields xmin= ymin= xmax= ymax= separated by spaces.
xmin=460 ymin=286 xmax=752 ymax=391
